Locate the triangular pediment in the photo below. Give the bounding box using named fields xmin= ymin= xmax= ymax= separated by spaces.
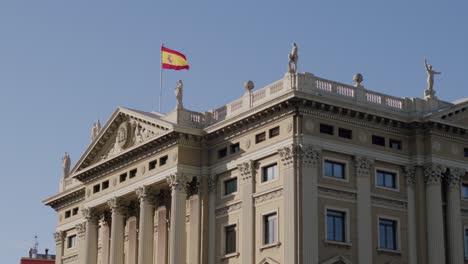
xmin=259 ymin=257 xmax=280 ymax=264
xmin=70 ymin=107 xmax=173 ymax=174
xmin=321 ymin=255 xmax=352 ymax=264
xmin=427 ymin=100 xmax=468 ymax=128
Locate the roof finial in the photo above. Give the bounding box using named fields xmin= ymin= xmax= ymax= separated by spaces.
xmin=91 ymin=120 xmax=101 ymax=141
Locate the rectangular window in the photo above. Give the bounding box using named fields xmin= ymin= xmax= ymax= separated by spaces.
xmin=324 ymin=160 xmax=346 ymax=179
xmin=93 ymin=184 xmax=100 ymax=193
xmin=65 ymin=210 xmax=71 ymax=218
xmin=462 ymin=184 xmax=468 ymax=199
xmin=372 ymin=135 xmax=386 ymax=147
xmin=230 ymin=143 xmax=240 ymax=154
xmin=338 ymin=128 xmax=352 ymax=139
xmin=320 ymin=124 xmax=334 ymax=135
xmin=376 ymin=170 xmax=397 ymax=189
xmin=72 ymin=208 xmax=79 ymax=216
xmin=102 ymin=180 xmax=109 ymax=190
xmin=129 ymin=169 xmax=137 ymax=179
xmin=269 ymin=126 xmax=280 ymax=138
xmin=67 ymin=235 xmax=77 ymax=249
xmin=224 ymin=178 xmax=237 ymax=196
xmin=160 ymin=155 xmax=168 ymax=166
xmin=119 ymin=173 xmax=127 ymax=183
xmin=263 ymin=212 xmax=278 ymax=245
xmin=225 ymin=225 xmax=237 ymax=255
xmin=326 ymin=209 xmax=346 ymax=242
xmin=465 ymin=148 xmax=468 ymax=158
xmin=389 ymin=139 xmax=402 ymax=150
xmin=262 ymin=163 xmax=279 ymax=182
xmin=256 ymin=132 xmax=266 ymax=144
xmin=218 ymin=147 xmax=228 ymax=159
xmin=149 ymin=160 xmax=157 ymax=170
xmin=465 ymin=229 xmax=468 ymax=257
xmin=379 ymin=218 xmax=397 ymax=250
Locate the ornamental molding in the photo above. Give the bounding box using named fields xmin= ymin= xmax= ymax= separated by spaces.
xmin=318 ymin=186 xmax=356 ymax=201
xmin=424 ymin=164 xmax=446 ymax=184
xmin=62 ymin=254 xmax=79 ymax=264
xmin=75 ymin=222 xmax=86 ymax=237
xmin=208 ymin=174 xmax=216 ymax=193
xmin=166 ymin=173 xmax=190 ymax=193
xmin=404 ymin=165 xmax=416 ymax=186
xmin=54 ymin=231 xmax=65 ymax=244
xmin=371 ymin=195 xmax=407 ymax=211
xmin=81 ymin=207 xmax=99 ymax=222
xmin=447 ymin=167 xmax=466 ymax=188
xmin=354 ymin=156 xmax=374 ymax=178
xmin=135 ymin=185 xmax=157 ymax=204
xmin=254 ymin=188 xmax=283 ymax=205
xmin=215 ymin=201 xmax=242 ymax=217
xmin=237 ymin=160 xmax=255 ymax=182
xmin=107 ymin=197 xmax=126 ymax=215
xmin=301 ymin=145 xmax=321 ymax=166
xmin=278 ymin=144 xmax=300 ymax=168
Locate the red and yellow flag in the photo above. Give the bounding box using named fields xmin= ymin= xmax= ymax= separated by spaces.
xmin=161 ymin=46 xmax=190 ymax=70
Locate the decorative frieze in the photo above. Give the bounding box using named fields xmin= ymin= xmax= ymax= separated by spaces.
xmin=54 ymin=231 xmax=65 ymax=245
xmin=75 ymin=222 xmax=86 ymax=237
xmin=424 ymin=164 xmax=445 ymax=184
xmin=404 ymin=165 xmax=416 ymax=186
xmin=301 ymin=145 xmax=321 ymax=167
xmin=354 ymin=156 xmax=374 ymax=178
xmin=254 ymin=188 xmax=283 ymax=205
xmin=278 ymin=145 xmax=300 ymax=168
xmin=318 ymin=186 xmax=356 ymax=201
xmin=371 ymin=195 xmax=407 ymax=211
xmin=166 ymin=173 xmax=190 ymax=193
xmin=215 ymin=202 xmax=242 ymax=217
xmin=238 ymin=160 xmax=255 ymax=182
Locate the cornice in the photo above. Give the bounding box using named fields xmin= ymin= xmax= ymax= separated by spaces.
xmin=43 ymin=186 xmax=85 ymax=211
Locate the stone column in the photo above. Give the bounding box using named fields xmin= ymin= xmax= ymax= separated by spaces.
xmin=76 ymin=222 xmax=87 ymax=264
xmin=108 ymin=197 xmax=125 ymax=264
xmin=189 ymin=178 xmax=201 ymax=264
xmin=447 ymin=168 xmax=466 ymax=264
xmin=155 ymin=195 xmax=168 ymax=264
xmin=167 ymin=173 xmax=189 ymax=264
xmin=54 ymin=231 xmax=65 ymax=264
xmin=424 ymin=164 xmax=446 ymax=264
xmin=238 ymin=161 xmax=255 ymax=264
xmin=279 ymin=145 xmax=299 ymax=264
xmin=125 ymin=207 xmax=138 ymax=264
xmin=100 ymin=214 xmax=111 ymax=264
xmin=82 ymin=207 xmax=99 ymax=264
xmin=300 ymin=146 xmax=321 ymax=264
xmin=354 ymin=156 xmax=374 ymax=264
xmin=404 ymin=166 xmax=418 ymax=264
xmin=207 ymin=175 xmax=216 ymax=264
xmin=136 ymin=186 xmax=155 ymax=264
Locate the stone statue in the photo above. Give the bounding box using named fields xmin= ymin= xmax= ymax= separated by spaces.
xmin=91 ymin=120 xmax=101 ymax=141
xmin=62 ymin=152 xmax=71 ymax=177
xmin=288 ymin=42 xmax=298 ymax=73
xmin=424 ymin=59 xmax=441 ymax=98
xmin=175 ymin=80 xmax=183 ymax=110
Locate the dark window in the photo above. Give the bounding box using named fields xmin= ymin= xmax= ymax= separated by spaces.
xmin=263 ymin=212 xmax=278 ymax=245
xmin=149 ymin=160 xmax=157 ymax=170
xmin=465 ymin=148 xmax=468 ymax=158
xmin=224 ymin=178 xmax=237 ymax=196
xmin=225 ymin=225 xmax=237 ymax=255
xmin=269 ymin=126 xmax=280 ymax=138
xmin=372 ymin=135 xmax=386 ymax=147
xmin=230 ymin=143 xmax=240 ymax=154
xmin=327 ymin=210 xmax=345 ymax=242
xmin=129 ymin=169 xmax=137 ymax=179
xmin=324 ymin=160 xmax=346 ymax=179
xmin=376 ymin=170 xmax=397 ymax=189
xmin=262 ymin=163 xmax=279 ymax=182
xmin=65 ymin=210 xmax=71 ymax=218
xmin=72 ymin=208 xmax=79 ymax=216
xmin=320 ymin=124 xmax=334 ymax=135
xmin=218 ymin=147 xmax=228 ymax=159
xmin=256 ymin=132 xmax=266 ymax=144
xmin=93 ymin=184 xmax=100 ymax=193
xmin=160 ymin=155 xmax=168 ymax=166
xmin=465 ymin=229 xmax=468 ymax=257
xmin=379 ymin=219 xmax=397 ymax=250
xmin=389 ymin=139 xmax=402 ymax=150
xmin=462 ymin=184 xmax=468 ymax=199
xmin=67 ymin=235 xmax=77 ymax=249
xmin=119 ymin=173 xmax=127 ymax=183
xmin=338 ymin=128 xmax=352 ymax=139
xmin=102 ymin=180 xmax=109 ymax=190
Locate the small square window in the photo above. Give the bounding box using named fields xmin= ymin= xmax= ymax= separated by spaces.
xmin=218 ymin=147 xmax=228 ymax=159
xmin=129 ymin=169 xmax=137 ymax=179
xmin=326 ymin=209 xmax=346 ymax=242
xmin=102 ymin=180 xmax=109 ymax=190
xmin=338 ymin=128 xmax=352 ymax=139
xmin=263 ymin=212 xmax=278 ymax=245
xmin=320 ymin=124 xmax=334 ymax=135
xmin=376 ymin=170 xmax=397 ymax=189
xmin=462 ymin=184 xmax=468 ymax=199
xmin=225 ymin=225 xmax=237 ymax=255
xmin=93 ymin=184 xmax=100 ymax=193
xmin=262 ymin=163 xmax=278 ymax=182
xmin=72 ymin=208 xmax=79 ymax=216
xmin=160 ymin=155 xmax=168 ymax=166
xmin=269 ymin=126 xmax=280 ymax=138
xmin=465 ymin=148 xmax=468 ymax=158
xmin=65 ymin=210 xmax=71 ymax=218
xmin=389 ymin=139 xmax=402 ymax=150
xmin=256 ymin=132 xmax=266 ymax=144
xmin=149 ymin=160 xmax=157 ymax=170
xmin=230 ymin=143 xmax=240 ymax=154
xmin=224 ymin=178 xmax=237 ymax=196
xmin=379 ymin=218 xmax=397 ymax=250
xmin=67 ymin=235 xmax=77 ymax=249
xmin=119 ymin=173 xmax=127 ymax=183
xmin=324 ymin=160 xmax=346 ymax=179
xmin=372 ymin=135 xmax=386 ymax=147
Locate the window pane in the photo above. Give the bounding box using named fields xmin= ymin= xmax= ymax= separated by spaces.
xmin=377 ymin=172 xmax=384 ymax=186
xmin=225 ymin=225 xmax=236 ymax=254
xmin=333 ymin=164 xmax=343 ymax=178
xmin=324 ymin=162 xmax=333 ymax=177
xmin=385 ymin=174 xmax=395 ymax=188
xmin=224 ymin=178 xmax=237 ymax=195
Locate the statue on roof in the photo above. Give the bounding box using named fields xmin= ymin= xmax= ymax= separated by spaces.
xmin=62 ymin=152 xmax=71 ymax=177
xmin=288 ymin=42 xmax=298 ymax=73
xmin=424 ymin=59 xmax=441 ymax=99
xmin=91 ymin=120 xmax=101 ymax=141
xmin=175 ymin=80 xmax=183 ymax=110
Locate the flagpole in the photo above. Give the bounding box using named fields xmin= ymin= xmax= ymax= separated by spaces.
xmin=159 ymin=42 xmax=163 ymax=112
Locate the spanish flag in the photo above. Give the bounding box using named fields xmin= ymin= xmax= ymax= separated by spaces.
xmin=161 ymin=46 xmax=190 ymax=70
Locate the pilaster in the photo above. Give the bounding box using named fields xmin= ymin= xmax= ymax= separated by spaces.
xmin=189 ymin=177 xmax=201 ymax=264
xmin=154 ymin=191 xmax=168 ymax=264
xmin=54 ymin=231 xmax=65 ymax=264
xmin=446 ymin=167 xmax=466 ymax=264
xmin=404 ymin=165 xmax=417 ymax=264
xmin=207 ymin=175 xmax=216 ymax=264
xmin=238 ymin=160 xmax=255 ymax=264
xmin=75 ymin=222 xmax=87 ymax=264
xmin=82 ymin=207 xmax=99 ymax=264
xmin=99 ymin=213 xmax=111 ymax=264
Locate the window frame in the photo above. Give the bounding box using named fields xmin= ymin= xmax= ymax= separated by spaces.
xmin=261 ymin=162 xmax=279 ymax=184
xmin=255 ymin=132 xmax=266 ymax=144
xmin=372 ymin=135 xmax=386 ymax=147
xmin=375 ymin=168 xmax=400 ymax=192
xmin=389 ymin=139 xmax=402 ymax=150
xmin=269 ymin=126 xmax=280 ymax=138
xmin=222 ymin=177 xmax=238 ymax=197
xmin=129 ymin=169 xmax=137 ymax=179
xmin=338 ymin=128 xmax=352 ymax=139
xmin=464 ymin=148 xmax=468 ymax=158
xmin=159 ymin=155 xmax=168 ymax=166
xmin=119 ymin=173 xmax=127 ymax=183
xmin=319 ymin=123 xmax=334 ymax=135
xmin=93 ymin=184 xmax=100 ymax=194
xmin=102 ymin=180 xmax=109 ymax=190
xmin=377 ymin=215 xmax=400 ymax=251
xmin=461 ymin=183 xmax=468 ymax=200
xmin=324 ymin=206 xmax=350 ymax=245
xmin=220 ymin=221 xmax=239 ymax=258
xmin=230 ymin=143 xmax=240 ymax=154
xmin=148 ymin=160 xmax=157 ymax=170
xmin=322 ymin=158 xmax=348 ymax=182
xmin=67 ymin=234 xmax=77 ymax=249
xmin=218 ymin=147 xmax=228 ymax=159
xmin=261 ymin=209 xmax=280 ymax=247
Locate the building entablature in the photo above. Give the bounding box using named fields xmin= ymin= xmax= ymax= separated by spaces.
xmin=43 ymin=186 xmax=85 ymax=211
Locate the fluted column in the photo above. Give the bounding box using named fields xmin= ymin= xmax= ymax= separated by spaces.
xmin=167 ymin=173 xmax=189 ymax=264
xmin=404 ymin=166 xmax=418 ymax=264
xmin=100 ymin=214 xmax=111 ymax=264
xmin=238 ymin=161 xmax=255 ymax=264
xmin=54 ymin=231 xmax=65 ymax=264
xmin=279 ymin=145 xmax=299 ymax=264
xmin=354 ymin=156 xmax=374 ymax=264
xmin=424 ymin=164 xmax=446 ymax=264
xmin=82 ymin=207 xmax=99 ymax=264
xmin=108 ymin=197 xmax=125 ymax=264
xmin=300 ymin=146 xmax=321 ymax=264
xmin=207 ymin=175 xmax=216 ymax=264
xmin=136 ymin=186 xmax=155 ymax=264
xmin=447 ymin=168 xmax=466 ymax=264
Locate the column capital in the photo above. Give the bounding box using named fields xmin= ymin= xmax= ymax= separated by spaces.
xmin=447 ymin=167 xmax=466 ymax=189
xmin=187 ymin=176 xmax=201 ymax=196
xmin=424 ymin=164 xmax=446 ymax=185
xmin=76 ymin=222 xmax=87 ymax=238
xmin=99 ymin=212 xmax=111 ymax=226
xmin=278 ymin=144 xmax=300 ymax=168
xmin=207 ymin=174 xmax=216 ymax=193
xmin=354 ymin=155 xmax=374 ymax=177
xmin=404 ymin=165 xmax=416 ymax=186
xmin=136 ymin=185 xmax=157 ymax=204
xmin=82 ymin=207 xmax=99 ymax=223
xmin=107 ymin=197 xmax=126 ymax=215
xmin=301 ymin=145 xmax=321 ymax=167
xmin=54 ymin=231 xmax=65 ymax=245
xmin=237 ymin=160 xmax=255 ymax=182
xmin=166 ymin=173 xmax=190 ymax=193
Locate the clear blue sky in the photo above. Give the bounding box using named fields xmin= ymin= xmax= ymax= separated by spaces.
xmin=0 ymin=0 xmax=467 ymax=261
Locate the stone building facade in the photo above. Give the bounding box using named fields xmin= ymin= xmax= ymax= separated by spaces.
xmin=44 ymin=63 xmax=468 ymax=264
